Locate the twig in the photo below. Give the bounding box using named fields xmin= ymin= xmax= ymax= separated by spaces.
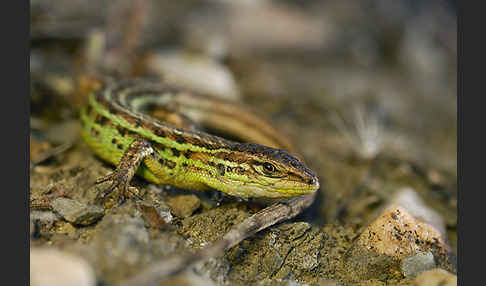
xmin=117 ymin=192 xmax=316 ymax=286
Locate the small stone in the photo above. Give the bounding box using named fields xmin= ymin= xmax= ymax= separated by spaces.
xmin=413 ymin=268 xmax=457 ymax=286
xmin=55 ymin=222 xmax=78 ymax=238
xmin=426 ymin=170 xmax=446 ymax=186
xmin=355 ymin=204 xmax=448 ymax=259
xmin=139 ymin=203 xmax=172 ymax=230
xmin=345 ymin=204 xmax=450 ymax=280
xmin=167 ymin=194 xmax=201 ymax=218
xmin=30 ymin=248 xmax=96 ymax=286
xmin=401 ymin=252 xmax=436 ymax=278
xmin=89 ymin=214 xmax=150 ymax=282
xmin=51 ymin=198 xmax=104 ymax=226
xmin=391 ymin=187 xmax=446 ymax=237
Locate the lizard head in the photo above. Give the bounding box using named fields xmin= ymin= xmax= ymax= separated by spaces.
xmin=208 ymin=143 xmax=319 ymax=198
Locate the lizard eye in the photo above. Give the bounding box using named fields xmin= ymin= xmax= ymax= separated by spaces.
xmin=262 ymin=162 xmax=276 ymax=174
xmin=253 ymin=161 xmax=284 ymax=178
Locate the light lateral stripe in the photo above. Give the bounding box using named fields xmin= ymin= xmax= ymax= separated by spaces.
xmin=89 ymin=94 xmax=232 ymax=155
xmin=88 ymin=95 xmax=258 ymax=182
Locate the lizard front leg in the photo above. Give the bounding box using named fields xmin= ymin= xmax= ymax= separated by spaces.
xmin=96 ymin=137 xmax=155 ymax=202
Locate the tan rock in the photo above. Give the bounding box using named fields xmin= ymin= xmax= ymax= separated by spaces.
xmin=391 ymin=187 xmax=446 ymax=237
xmin=356 ymin=204 xmax=448 ymax=259
xmin=167 ymin=194 xmax=201 ymax=218
xmin=30 ymin=248 xmax=96 ymax=286
xmin=413 ymin=268 xmax=457 ymax=286
xmin=345 ymin=204 xmax=451 ymax=280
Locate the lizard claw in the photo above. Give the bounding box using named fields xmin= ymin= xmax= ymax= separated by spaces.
xmin=95 ymin=170 xmax=138 ymax=202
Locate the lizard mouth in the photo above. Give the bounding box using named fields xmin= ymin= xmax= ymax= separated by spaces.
xmin=241 ymin=177 xmax=320 ymax=198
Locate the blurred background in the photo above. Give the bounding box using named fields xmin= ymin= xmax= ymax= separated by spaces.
xmin=30 ymin=1 xmax=457 ymax=285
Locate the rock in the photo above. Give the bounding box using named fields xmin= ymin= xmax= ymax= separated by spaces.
xmin=412 ymin=268 xmax=457 ymax=286
xmin=51 ymin=198 xmax=104 ymax=226
xmin=401 ymin=252 xmax=436 ymax=278
xmin=357 ymin=204 xmax=448 ymax=258
xmin=224 ymin=222 xmax=325 ymax=283
xmin=30 ymin=248 xmax=96 ymax=286
xmin=89 ymin=214 xmax=151 ymax=283
xmin=167 ymin=194 xmax=201 ymax=218
xmin=345 ymin=204 xmax=451 ymax=280
xmin=30 ymin=210 xmax=59 ymax=222
xmin=160 ymin=271 xmax=216 ymax=286
xmin=144 ymin=50 xmax=240 ymax=100
xmin=139 ymin=202 xmax=172 ymax=230
xmin=391 ymin=187 xmax=446 ymax=236
xmin=55 ymin=221 xmax=78 ymax=238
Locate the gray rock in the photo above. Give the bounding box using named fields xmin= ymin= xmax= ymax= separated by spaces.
xmin=51 ymin=198 xmax=104 ymax=225
xmin=401 ymin=252 xmax=436 ymax=278
xmin=89 ymin=214 xmax=151 ymax=283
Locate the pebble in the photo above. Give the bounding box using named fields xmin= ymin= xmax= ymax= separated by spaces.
xmin=30 ymin=248 xmax=96 ymax=286
xmin=51 ymin=198 xmax=104 ymax=226
xmin=356 ymin=204 xmax=447 ymax=258
xmin=139 ymin=202 xmax=172 ymax=230
xmin=391 ymin=187 xmax=446 ymax=236
xmin=401 ymin=252 xmax=436 ymax=278
xmin=412 ymin=268 xmax=457 ymax=286
xmin=167 ymin=194 xmax=201 ymax=218
xmin=87 ymin=214 xmax=151 ymax=283
xmin=345 ymin=204 xmax=450 ymax=280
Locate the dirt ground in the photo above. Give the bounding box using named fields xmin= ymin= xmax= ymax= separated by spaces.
xmin=30 ymin=1 xmax=457 ymax=285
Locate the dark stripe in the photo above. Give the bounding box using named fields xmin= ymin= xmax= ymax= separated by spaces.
xmin=183 ymin=150 xmax=193 ymax=159
xmin=154 ymin=128 xmax=166 ymax=137
xmin=94 ymin=81 xmax=237 ymax=152
xmin=174 ymin=134 xmax=186 ymax=144
xmin=171 ymin=148 xmax=180 ymax=157
xmin=95 ymin=114 xmax=110 ymax=125
xmin=152 ymin=142 xmax=166 ymax=152
xmin=217 ymin=164 xmax=225 ymax=176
